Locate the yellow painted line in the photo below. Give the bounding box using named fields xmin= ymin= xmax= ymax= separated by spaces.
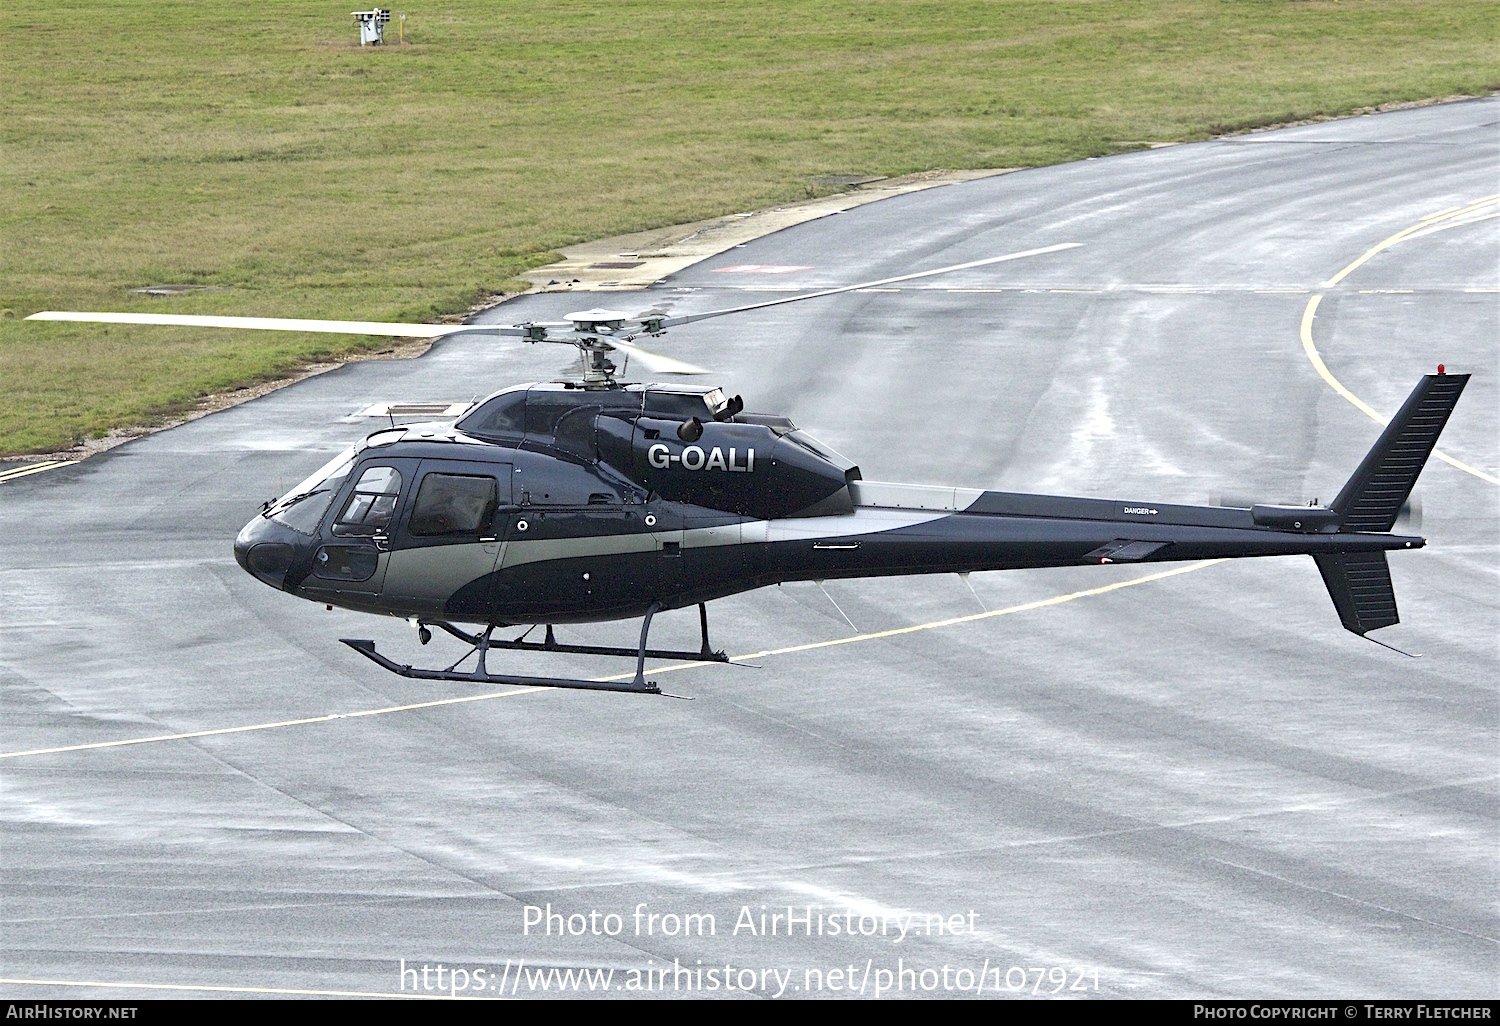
xmin=0 ymin=460 xmax=76 ymax=483
xmin=1321 ymin=193 xmax=1499 ymax=288
xmin=731 ymin=559 xmax=1224 ymax=662
xmin=0 ymin=687 xmax=551 ymax=759
xmin=1419 ymin=204 xmax=1465 ymax=221
xmin=1300 ymin=294 xmax=1498 ymax=486
xmin=1396 ymin=209 xmax=1500 ymax=244
xmin=1419 ymin=195 xmax=1500 ymax=224
xmin=0 ymin=560 xmax=1225 ymax=760
xmin=0 ymin=977 xmax=476 ymax=1000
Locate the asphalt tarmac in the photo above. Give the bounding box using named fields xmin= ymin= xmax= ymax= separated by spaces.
xmin=2 ymin=98 xmax=1496 ymax=1000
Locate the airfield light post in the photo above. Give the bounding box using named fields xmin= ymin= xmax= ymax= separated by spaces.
xmin=399 ymin=13 xmax=405 ymax=44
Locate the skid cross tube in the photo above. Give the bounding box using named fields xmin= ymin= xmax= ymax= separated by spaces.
xmin=420 ymin=603 xmax=729 ymax=664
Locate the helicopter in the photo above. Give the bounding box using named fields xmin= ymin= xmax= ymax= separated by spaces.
xmin=28 ymin=244 xmax=1468 ymax=695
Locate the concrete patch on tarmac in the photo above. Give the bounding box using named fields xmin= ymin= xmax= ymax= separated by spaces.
xmin=521 ymin=169 xmax=1020 ymax=292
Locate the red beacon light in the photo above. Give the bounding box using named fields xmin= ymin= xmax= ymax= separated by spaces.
xmin=1437 ymin=364 xmax=1445 ymax=374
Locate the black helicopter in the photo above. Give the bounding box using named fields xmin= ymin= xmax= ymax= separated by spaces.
xmin=29 ymin=245 xmax=1468 ymax=695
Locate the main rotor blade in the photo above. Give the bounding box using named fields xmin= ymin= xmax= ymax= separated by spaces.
xmin=652 ymin=243 xmax=1083 ymax=328
xmin=608 ymin=338 xmax=711 ymax=375
xmin=25 ymin=311 xmax=527 ymax=338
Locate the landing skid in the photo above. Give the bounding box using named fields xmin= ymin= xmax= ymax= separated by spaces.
xmin=341 ymin=602 xmax=725 ymax=696
xmin=425 ymin=604 xmax=730 ymax=665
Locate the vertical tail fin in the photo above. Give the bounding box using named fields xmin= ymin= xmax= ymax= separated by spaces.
xmin=1330 ymin=372 xmax=1468 ymax=533
xmin=1315 ymin=371 xmax=1467 ymax=637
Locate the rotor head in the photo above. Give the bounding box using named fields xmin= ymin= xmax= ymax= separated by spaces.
xmin=565 ymin=308 xmax=634 ymax=334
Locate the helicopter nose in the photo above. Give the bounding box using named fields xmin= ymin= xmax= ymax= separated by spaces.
xmin=234 ymin=514 xmax=305 ymax=590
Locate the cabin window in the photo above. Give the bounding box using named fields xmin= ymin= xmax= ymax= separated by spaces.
xmin=455 ymin=389 xmax=526 ymax=442
xmin=527 ymin=461 xmax=622 ymax=506
xmin=408 ymin=473 xmax=498 ymax=537
xmin=334 ymin=466 xmax=403 ymax=536
xmin=524 ymin=391 xmax=579 ymax=441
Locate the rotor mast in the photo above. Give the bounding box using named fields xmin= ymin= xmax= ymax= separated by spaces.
xmin=564 ymin=309 xmax=630 ymax=387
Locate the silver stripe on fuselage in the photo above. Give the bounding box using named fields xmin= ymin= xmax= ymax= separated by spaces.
xmin=759 ymin=507 xmax=949 ymax=542
xmin=500 ymin=531 xmax=659 ymax=570
xmin=499 ymin=507 xmax=950 ymax=569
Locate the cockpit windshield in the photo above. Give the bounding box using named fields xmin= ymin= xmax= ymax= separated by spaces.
xmin=266 ymin=447 xmax=356 ymax=535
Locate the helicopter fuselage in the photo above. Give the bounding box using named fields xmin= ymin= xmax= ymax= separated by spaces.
xmin=233 ymin=380 xmax=1424 ymax=628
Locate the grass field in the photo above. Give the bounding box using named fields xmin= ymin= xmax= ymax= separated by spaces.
xmin=2 ymin=1 xmax=1495 ymax=456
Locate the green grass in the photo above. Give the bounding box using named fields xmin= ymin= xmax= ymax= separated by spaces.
xmin=2 ymin=0 xmax=1495 ymax=455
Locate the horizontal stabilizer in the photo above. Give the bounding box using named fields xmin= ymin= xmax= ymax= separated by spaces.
xmin=1332 ymin=372 xmax=1468 ymax=533
xmin=1314 ymin=551 xmax=1399 ymax=635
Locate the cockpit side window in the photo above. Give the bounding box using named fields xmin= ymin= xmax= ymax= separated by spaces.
xmin=333 ymin=466 xmax=403 ymax=536
xmin=408 ymin=474 xmax=498 ymax=537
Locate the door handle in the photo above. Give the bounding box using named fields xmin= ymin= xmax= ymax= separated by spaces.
xmin=373 ymin=535 xmax=390 ymax=552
